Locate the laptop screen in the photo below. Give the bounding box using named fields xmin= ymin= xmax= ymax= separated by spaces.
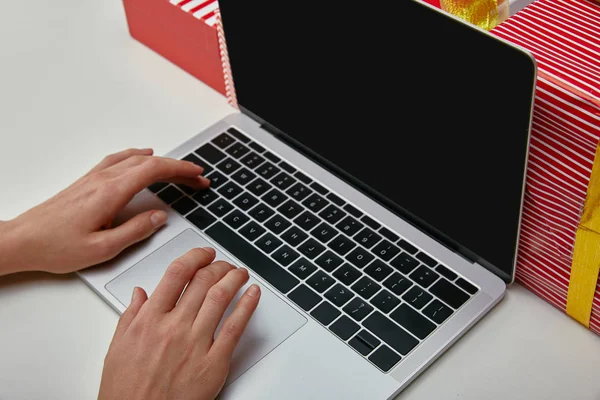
xmin=218 ymin=0 xmax=536 ymax=281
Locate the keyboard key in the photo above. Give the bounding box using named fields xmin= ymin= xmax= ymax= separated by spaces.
xmin=218 ymin=181 xmax=243 ymax=200
xmin=363 ymin=312 xmax=418 ymax=356
xmin=171 ymin=196 xmax=198 ymax=215
xmin=205 ymin=171 xmax=228 ymax=189
xmin=216 ymin=157 xmax=242 ymax=175
xmin=226 ymin=142 xmax=250 ymax=159
xmin=372 ymin=240 xmax=401 ymax=262
xmin=177 ymin=184 xmax=197 ymax=196
xmin=231 ymin=168 xmax=257 ymax=186
xmin=349 ymin=330 xmax=381 ymax=356
xmin=315 ymin=250 xmax=343 ymax=272
xmin=328 ymin=235 xmax=356 ymax=256
xmin=240 ymin=152 xmax=266 ymax=169
xmin=212 ymin=132 xmax=235 ymax=149
xmin=281 ymin=226 xmax=308 ymax=247
xmin=398 ymin=239 xmax=418 ymax=254
xmin=402 ymin=286 xmax=433 ymax=310
xmin=264 ymin=151 xmax=281 ymax=163
xmin=310 ymin=181 xmax=328 ymax=195
xmin=257 ymin=162 xmax=280 ymax=179
xmin=345 ymin=247 xmax=375 ymax=269
xmin=278 ymin=161 xmax=296 ymax=174
xmin=343 ymin=298 xmax=374 ymax=321
xmin=330 ymin=316 xmax=360 ymax=340
xmin=263 ymin=188 xmax=287 ymax=207
xmin=351 ymin=276 xmax=381 ymax=299
xmin=369 ymin=345 xmax=402 ymax=372
xmin=430 ymin=279 xmax=470 ymax=309
xmin=195 ymin=143 xmax=226 ymax=164
xmin=365 ymin=260 xmax=393 ymax=282
xmin=233 ymin=192 xmax=259 ymax=211
xmin=247 ymin=178 xmax=272 ymax=196
xmin=264 ymin=214 xmax=291 ymax=235
xmin=423 ymin=299 xmax=454 ymax=324
xmin=379 ymin=227 xmax=400 ymax=243
xmin=390 ymin=304 xmax=436 ymax=340
xmin=294 ymin=171 xmax=312 ymax=184
xmin=227 ymin=127 xmax=250 ymax=143
xmin=361 ymin=215 xmax=381 ymax=230
xmin=277 ymin=200 xmax=304 ymax=219
xmin=319 ymin=204 xmax=346 ymax=225
xmin=272 ymin=245 xmax=300 ymax=267
xmin=248 ymin=203 xmax=275 ymax=222
xmin=307 ymin=271 xmax=335 ymax=293
xmin=333 ymin=263 xmax=362 ymax=285
xmin=186 ymin=208 xmax=217 ymax=230
xmin=383 ymin=273 xmax=413 ymax=296
xmin=302 ymin=193 xmax=328 ymax=213
xmin=288 ymin=284 xmax=321 ymax=311
xmin=354 ymin=228 xmax=382 ymax=249
xmin=192 ymin=189 xmax=219 ymax=206
xmin=182 ymin=153 xmax=213 ymax=175
xmin=249 ymin=142 xmax=265 ymax=153
xmin=456 ymin=278 xmax=478 ymax=294
xmin=343 ymin=204 xmax=362 ymax=218
xmin=416 ymin=252 xmax=437 ymax=267
xmin=436 ymin=264 xmax=458 ymax=281
xmin=157 ymin=185 xmax=184 ymax=204
xmin=286 ymin=182 xmax=312 ymax=202
xmin=223 ymin=209 xmax=249 ymax=230
xmin=255 ymin=232 xmax=283 ymax=254
xmin=298 ymin=238 xmax=326 ymax=259
xmin=239 ymin=221 xmax=266 ymax=242
xmin=336 ymin=216 xmax=363 ymax=237
xmin=409 ymin=265 xmax=440 ymax=288
xmin=310 ymin=222 xmax=337 ymax=243
xmin=390 ymin=253 xmax=420 ymax=274
xmin=370 ymin=290 xmax=401 ymax=314
xmin=206 ymin=223 xmax=298 ymax=293
xmin=326 ymin=192 xmax=345 ymax=206
xmin=311 ymin=302 xmax=340 ymax=326
xmin=294 ymin=211 xmax=321 ymax=231
xmin=148 ymin=182 xmax=168 ymax=193
xmin=272 ymin=172 xmax=296 ymax=190
xmin=289 ymin=258 xmax=317 ymax=280
xmin=325 ymin=284 xmax=354 ymax=307
xmin=208 ymin=199 xmax=234 ymax=217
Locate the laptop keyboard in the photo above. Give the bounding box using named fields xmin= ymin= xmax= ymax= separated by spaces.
xmin=147 ymin=127 xmax=480 ymax=373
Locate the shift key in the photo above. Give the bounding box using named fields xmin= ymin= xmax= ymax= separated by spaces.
xmin=363 ymin=312 xmax=419 ymax=356
xmin=206 ymin=222 xmax=299 ymax=294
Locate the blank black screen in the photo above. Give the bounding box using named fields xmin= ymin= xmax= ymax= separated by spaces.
xmin=218 ymin=0 xmax=536 ymax=280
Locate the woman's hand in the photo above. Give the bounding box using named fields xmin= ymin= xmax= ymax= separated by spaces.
xmin=98 ymin=247 xmax=261 ymax=400
xmin=0 ymin=148 xmax=210 ymax=275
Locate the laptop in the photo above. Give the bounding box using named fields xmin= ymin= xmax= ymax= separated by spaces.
xmin=78 ymin=0 xmax=537 ymax=398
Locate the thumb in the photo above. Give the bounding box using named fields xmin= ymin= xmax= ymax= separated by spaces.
xmin=95 ymin=210 xmax=168 ymax=261
xmin=113 ymin=287 xmax=148 ymax=341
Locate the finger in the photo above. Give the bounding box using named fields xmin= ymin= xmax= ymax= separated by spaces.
xmin=175 ymin=260 xmax=234 ymax=322
xmin=89 ymin=210 xmax=168 ymax=261
xmin=89 ymin=148 xmax=153 ymax=174
xmin=166 ymin=176 xmax=211 ymax=190
xmin=192 ymin=268 xmax=250 ymax=348
xmin=147 ymin=247 xmax=216 ymax=313
xmin=209 ymin=284 xmax=261 ymax=360
xmin=112 ymin=286 xmax=148 ymax=341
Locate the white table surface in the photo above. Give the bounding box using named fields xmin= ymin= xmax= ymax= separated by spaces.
xmin=1 ymin=1 xmax=599 ymax=400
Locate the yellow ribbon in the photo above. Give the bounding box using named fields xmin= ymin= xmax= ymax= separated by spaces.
xmin=566 ymin=143 xmax=600 ymax=327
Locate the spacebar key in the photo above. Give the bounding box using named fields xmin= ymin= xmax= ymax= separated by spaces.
xmin=206 ymin=222 xmax=300 ymax=294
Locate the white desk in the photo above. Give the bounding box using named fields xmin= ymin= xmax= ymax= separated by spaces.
xmin=1 ymin=2 xmax=599 ymax=399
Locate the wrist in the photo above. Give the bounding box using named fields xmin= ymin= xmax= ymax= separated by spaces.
xmin=0 ymin=218 xmax=35 ymax=276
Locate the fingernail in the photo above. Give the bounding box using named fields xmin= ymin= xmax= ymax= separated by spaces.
xmin=247 ymin=284 xmax=260 ymax=297
xmin=131 ymin=287 xmax=138 ymax=302
xmin=150 ymin=211 xmax=168 ymax=228
xmin=202 ymin=247 xmax=216 ymax=255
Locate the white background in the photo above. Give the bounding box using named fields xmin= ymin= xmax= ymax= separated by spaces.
xmin=0 ymin=1 xmax=599 ymax=399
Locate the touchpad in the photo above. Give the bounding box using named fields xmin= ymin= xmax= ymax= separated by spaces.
xmin=106 ymin=229 xmax=307 ymax=386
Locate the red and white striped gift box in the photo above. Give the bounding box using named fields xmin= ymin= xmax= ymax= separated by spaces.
xmin=169 ymin=0 xmax=220 ymax=27
xmin=492 ymin=0 xmax=600 ymax=334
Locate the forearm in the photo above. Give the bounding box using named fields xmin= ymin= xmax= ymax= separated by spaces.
xmin=0 ymin=218 xmax=34 ymax=276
